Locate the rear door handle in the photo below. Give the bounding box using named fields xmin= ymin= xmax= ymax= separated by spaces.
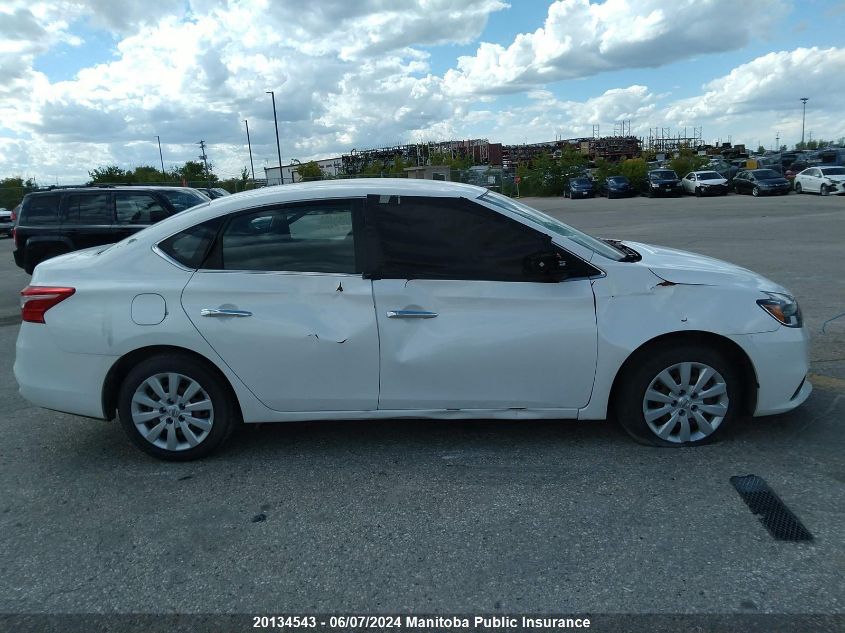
xmin=200 ymin=308 xmax=253 ymax=318
xmin=386 ymin=310 xmax=438 ymax=319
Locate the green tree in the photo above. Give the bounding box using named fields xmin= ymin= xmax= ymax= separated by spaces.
xmin=296 ymin=161 xmax=324 ymax=181
xmin=669 ymin=149 xmax=709 ymax=179
xmin=88 ymin=165 xmax=132 ymax=184
xmin=0 ymin=177 xmax=37 ymax=210
xmin=172 ymin=160 xmax=217 ymax=186
xmin=618 ymin=157 xmax=649 ymax=190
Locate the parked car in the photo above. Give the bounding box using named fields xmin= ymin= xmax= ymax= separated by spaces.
xmin=564 ymin=177 xmax=594 ymax=199
xmin=599 ymin=176 xmax=636 ymax=199
xmin=12 ymin=186 xmax=209 ymax=274
xmin=682 ymin=171 xmax=729 ymax=196
xmin=732 ymin=169 xmax=791 ymax=196
xmin=14 ymin=179 xmax=811 ymax=460
xmin=793 ymin=166 xmax=845 ymax=196
xmin=0 ymin=207 xmax=12 ymax=237
xmin=644 ymin=169 xmax=683 ymax=197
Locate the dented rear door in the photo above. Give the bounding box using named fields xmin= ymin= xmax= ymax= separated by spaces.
xmin=181 ymin=199 xmax=379 ymax=412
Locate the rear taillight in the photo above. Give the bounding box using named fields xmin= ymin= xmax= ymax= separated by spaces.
xmin=20 ymin=286 xmax=75 ymax=323
xmin=10 ymin=209 xmax=16 ymax=222
xmin=12 ymin=227 xmax=17 ymax=247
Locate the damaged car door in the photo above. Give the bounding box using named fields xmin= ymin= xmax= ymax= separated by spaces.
xmin=180 ymin=199 xmax=379 ymax=412
xmin=365 ymin=195 xmax=598 ymax=412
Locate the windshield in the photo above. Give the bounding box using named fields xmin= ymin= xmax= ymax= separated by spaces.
xmin=608 ymin=176 xmax=629 ymax=184
xmin=651 ymin=170 xmax=677 ymax=179
xmin=570 ymin=178 xmax=590 ymax=186
xmin=821 ymin=167 xmax=845 ymax=176
xmin=697 ymin=172 xmax=722 ymax=180
xmin=478 ymin=191 xmax=624 ymax=261
xmin=753 ymin=169 xmax=781 ymax=179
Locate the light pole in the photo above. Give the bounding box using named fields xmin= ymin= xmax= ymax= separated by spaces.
xmin=244 ymin=119 xmax=256 ymax=182
xmin=266 ymin=90 xmax=283 ymax=185
xmin=155 ymin=135 xmax=165 ymax=177
xmin=800 ymin=97 xmax=808 ymax=149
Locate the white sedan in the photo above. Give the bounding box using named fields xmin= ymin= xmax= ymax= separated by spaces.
xmin=681 ymin=171 xmax=729 ymax=196
xmin=14 ymin=180 xmax=812 ymax=460
xmin=793 ymin=166 xmax=845 ymax=195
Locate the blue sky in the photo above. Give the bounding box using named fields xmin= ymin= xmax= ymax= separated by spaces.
xmin=1 ymin=0 xmax=844 ymax=182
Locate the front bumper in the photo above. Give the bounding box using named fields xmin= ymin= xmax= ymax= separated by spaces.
xmin=696 ymin=184 xmax=729 ymax=196
xmin=729 ymin=326 xmax=812 ymax=416
xmin=570 ymin=189 xmax=593 ymax=198
xmin=648 ymin=184 xmax=683 ymax=196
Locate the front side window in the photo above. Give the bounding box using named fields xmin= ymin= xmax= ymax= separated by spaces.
xmin=115 ymin=193 xmax=168 ymax=225
xmin=365 ymin=195 xmax=569 ymax=281
xmin=478 ymin=191 xmax=624 ymax=261
xmin=63 ymin=193 xmax=112 ymax=224
xmin=219 ymin=201 xmax=357 ymax=273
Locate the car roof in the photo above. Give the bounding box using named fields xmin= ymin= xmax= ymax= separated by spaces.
xmin=212 ymin=178 xmax=487 ymax=204
xmin=26 ymin=186 xmax=202 ymax=195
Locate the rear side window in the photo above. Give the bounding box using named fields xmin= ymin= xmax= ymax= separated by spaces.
xmin=63 ymin=193 xmax=112 ymax=224
xmin=115 ymin=192 xmax=169 ymax=225
xmin=21 ymin=195 xmax=60 ymax=225
xmin=218 ymin=202 xmax=357 ymax=273
xmin=157 ymin=218 xmax=222 ymax=269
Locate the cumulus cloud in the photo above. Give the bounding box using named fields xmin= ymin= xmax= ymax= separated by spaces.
xmin=443 ymin=0 xmax=786 ymax=95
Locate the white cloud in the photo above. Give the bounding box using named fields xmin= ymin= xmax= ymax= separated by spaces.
xmin=443 ymin=0 xmax=787 ymax=95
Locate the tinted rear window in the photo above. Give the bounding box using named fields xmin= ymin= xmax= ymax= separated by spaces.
xmin=157 ymin=218 xmax=222 ymax=268
xmin=21 ymin=194 xmax=60 ymax=225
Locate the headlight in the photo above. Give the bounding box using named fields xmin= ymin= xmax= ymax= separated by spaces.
xmin=757 ymin=292 xmax=802 ymax=327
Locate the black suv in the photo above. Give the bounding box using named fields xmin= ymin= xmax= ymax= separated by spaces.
xmin=644 ymin=169 xmax=683 ymax=197
xmin=13 ymin=186 xmax=209 ymax=273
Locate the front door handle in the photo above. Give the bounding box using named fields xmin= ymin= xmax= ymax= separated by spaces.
xmin=386 ymin=310 xmax=438 ymax=319
xmin=200 ymin=308 xmax=253 ymax=318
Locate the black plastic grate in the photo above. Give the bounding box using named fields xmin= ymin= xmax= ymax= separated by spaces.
xmin=730 ymin=474 xmax=813 ymax=541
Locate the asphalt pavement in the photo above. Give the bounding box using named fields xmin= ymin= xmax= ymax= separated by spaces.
xmin=0 ymin=193 xmax=842 ymax=625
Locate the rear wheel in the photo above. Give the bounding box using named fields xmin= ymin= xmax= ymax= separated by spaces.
xmin=794 ymin=182 xmax=802 ymax=194
xmin=117 ymin=353 xmax=236 ymax=460
xmin=615 ymin=344 xmax=741 ymax=447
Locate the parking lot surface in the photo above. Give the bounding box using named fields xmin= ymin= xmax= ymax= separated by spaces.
xmin=0 ymin=193 xmax=843 ymax=618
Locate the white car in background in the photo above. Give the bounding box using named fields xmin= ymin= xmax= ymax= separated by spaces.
xmin=793 ymin=166 xmax=845 ymax=195
xmin=681 ymin=171 xmax=729 ymax=196
xmin=14 ymin=180 xmax=811 ymax=460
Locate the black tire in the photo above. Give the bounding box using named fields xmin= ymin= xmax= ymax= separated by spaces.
xmin=820 ymin=184 xmax=829 ymax=196
xmin=752 ymin=186 xmax=760 ymax=197
xmin=117 ymin=353 xmax=237 ymax=460
xmin=794 ymin=182 xmax=802 ymax=194
xmin=695 ymin=187 xmax=701 ymax=197
xmin=614 ymin=343 xmax=742 ymax=447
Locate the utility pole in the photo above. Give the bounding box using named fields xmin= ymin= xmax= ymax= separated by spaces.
xmin=775 ymin=132 xmax=779 ymax=151
xmin=800 ymin=97 xmax=808 ymax=149
xmin=155 ymin=135 xmax=165 ymax=177
xmin=266 ymin=90 xmax=283 ymax=185
xmin=198 ymin=140 xmax=211 ymax=188
xmin=244 ymin=119 xmax=256 ymax=182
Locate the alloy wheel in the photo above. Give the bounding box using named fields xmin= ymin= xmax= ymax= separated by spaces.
xmin=642 ymin=362 xmax=729 ymax=444
xmin=130 ymin=372 xmax=214 ymax=451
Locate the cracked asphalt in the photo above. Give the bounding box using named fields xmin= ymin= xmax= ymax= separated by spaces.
xmin=0 ymin=192 xmax=842 ymax=626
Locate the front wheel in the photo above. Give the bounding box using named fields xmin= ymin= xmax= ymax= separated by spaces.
xmin=794 ymin=182 xmax=802 ymax=194
xmin=752 ymin=186 xmax=760 ymax=197
xmin=614 ymin=344 xmax=741 ymax=447
xmin=820 ymin=184 xmax=829 ymax=196
xmin=117 ymin=354 xmax=237 ymax=460
xmin=695 ymin=187 xmax=701 ymax=197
